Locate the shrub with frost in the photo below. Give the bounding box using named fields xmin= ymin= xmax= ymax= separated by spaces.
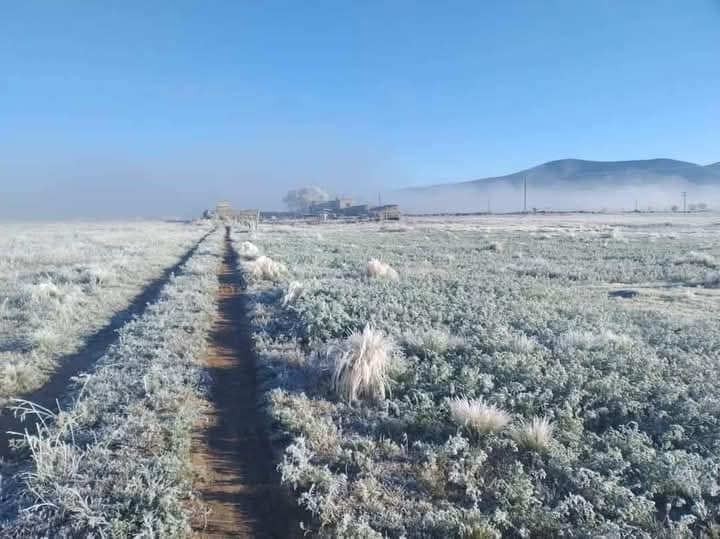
xmin=512 ymin=416 xmax=554 ymax=451
xmin=332 ymin=325 xmax=398 ymax=403
xmin=559 ymin=329 xmax=631 ymax=351
xmin=282 ymin=280 xmax=304 ymax=307
xmin=674 ymin=251 xmax=717 ymax=268
xmin=79 ymin=264 xmax=116 ymax=286
xmin=246 ymin=255 xmax=286 ymax=280
xmin=449 ymin=397 xmax=511 ymax=434
xmin=404 ymin=329 xmax=465 ymax=356
xmin=366 ymin=258 xmax=398 ymax=280
xmin=238 ymin=241 xmax=260 ymax=259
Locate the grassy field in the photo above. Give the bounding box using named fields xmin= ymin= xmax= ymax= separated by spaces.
xmin=0 ymin=221 xmax=209 ymax=405
xmin=1 ymin=227 xmax=224 ymax=536
xmin=241 ymin=214 xmax=720 ymax=537
xmin=1 ymin=215 xmax=719 ymax=537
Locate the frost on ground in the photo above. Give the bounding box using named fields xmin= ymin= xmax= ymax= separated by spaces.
xmin=240 ymin=215 xmax=720 ymax=538
xmin=0 ymin=228 xmax=224 ymax=537
xmin=0 ymin=221 xmax=209 ymax=406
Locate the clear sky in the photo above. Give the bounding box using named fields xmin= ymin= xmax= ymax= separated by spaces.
xmin=1 ymin=1 xmax=719 ymax=217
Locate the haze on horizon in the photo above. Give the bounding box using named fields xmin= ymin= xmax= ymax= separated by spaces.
xmin=1 ymin=1 xmax=719 ymax=219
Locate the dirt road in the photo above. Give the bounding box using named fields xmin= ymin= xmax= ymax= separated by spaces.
xmin=192 ymin=230 xmax=299 ymax=538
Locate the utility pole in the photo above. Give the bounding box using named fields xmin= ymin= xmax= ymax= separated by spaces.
xmin=523 ymin=175 xmax=528 ymax=213
xmin=682 ymin=191 xmax=687 ymax=213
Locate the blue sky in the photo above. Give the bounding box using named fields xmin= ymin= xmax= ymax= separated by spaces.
xmin=1 ymin=1 xmax=719 ymax=216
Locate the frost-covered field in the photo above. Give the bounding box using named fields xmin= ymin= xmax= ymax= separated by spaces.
xmin=242 ymin=214 xmax=720 ymax=538
xmin=0 ymin=221 xmax=208 ymax=405
xmin=0 ymin=227 xmax=224 ymax=537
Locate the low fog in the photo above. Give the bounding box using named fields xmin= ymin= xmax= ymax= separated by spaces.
xmin=3 ymin=152 xmax=719 ymax=219
xmin=0 ymin=148 xmax=392 ymax=220
xmin=388 ymin=181 xmax=720 ymax=214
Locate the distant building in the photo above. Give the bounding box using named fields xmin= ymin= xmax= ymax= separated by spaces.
xmin=202 ymin=201 xmax=260 ymax=230
xmin=309 ymin=198 xmax=353 ymax=214
xmin=307 ymin=198 xmax=401 ymax=220
xmin=216 ymin=201 xmax=234 ymax=220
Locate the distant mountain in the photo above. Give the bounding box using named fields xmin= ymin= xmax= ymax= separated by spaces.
xmin=393 ymin=158 xmax=720 ymax=213
xmin=406 ymin=159 xmax=720 ymax=193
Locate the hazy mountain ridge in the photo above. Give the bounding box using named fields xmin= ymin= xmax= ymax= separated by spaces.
xmin=407 ymin=158 xmax=720 ymax=193
xmin=393 ymin=159 xmax=720 ymax=213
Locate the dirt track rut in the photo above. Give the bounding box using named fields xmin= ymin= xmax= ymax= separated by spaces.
xmin=0 ymin=230 xmax=212 ymax=461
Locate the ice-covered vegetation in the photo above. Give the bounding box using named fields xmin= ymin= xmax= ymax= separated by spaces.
xmin=240 ymin=215 xmax=720 ymax=537
xmin=0 ymin=228 xmax=224 ymax=537
xmin=0 ymin=221 xmax=208 ymax=405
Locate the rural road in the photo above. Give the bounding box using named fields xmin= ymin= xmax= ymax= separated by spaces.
xmin=192 ymin=229 xmax=300 ymax=538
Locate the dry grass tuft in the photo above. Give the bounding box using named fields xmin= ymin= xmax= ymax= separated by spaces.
xmin=512 ymin=416 xmax=554 ymax=451
xmin=366 ymin=258 xmax=398 ymax=280
xmin=449 ymin=397 xmax=511 ymax=434
xmin=332 ymin=325 xmax=397 ymax=403
xmin=246 ymin=255 xmax=286 ymax=280
xmin=238 ymin=241 xmax=261 ymax=259
xmin=282 ymin=280 xmax=304 ymax=307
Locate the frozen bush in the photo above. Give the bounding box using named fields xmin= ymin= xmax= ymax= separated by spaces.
xmin=332 ymin=325 xmax=398 ymax=403
xmin=559 ymin=329 xmax=631 ymax=350
xmin=366 ymin=258 xmax=398 ymax=280
xmin=79 ymin=264 xmax=116 ymax=286
xmin=449 ymin=397 xmax=511 ymax=434
xmin=25 ymin=281 xmax=64 ymax=303
xmin=512 ymin=416 xmax=554 ymax=452
xmin=238 ymin=240 xmax=260 ymax=259
xmin=246 ymin=255 xmax=286 ymax=280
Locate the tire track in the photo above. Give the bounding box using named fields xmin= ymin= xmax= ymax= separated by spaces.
xmin=0 ymin=228 xmax=214 ymax=461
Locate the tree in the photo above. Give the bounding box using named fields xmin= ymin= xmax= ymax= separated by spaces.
xmin=671 ymin=204 xmax=679 ymax=212
xmin=283 ymin=186 xmax=330 ymax=213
